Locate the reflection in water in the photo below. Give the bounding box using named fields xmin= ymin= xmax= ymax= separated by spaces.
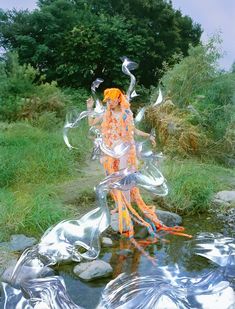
xmin=1 ymin=230 xmax=235 ymax=308
xmin=109 ymin=238 xmax=142 ymax=277
xmin=98 ymin=232 xmax=235 ymax=309
xmin=194 ymin=232 xmax=235 ymax=267
xmin=98 ymin=267 xmax=235 ymax=309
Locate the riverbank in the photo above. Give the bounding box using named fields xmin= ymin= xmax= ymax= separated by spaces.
xmin=0 ymin=121 xmax=234 ymax=243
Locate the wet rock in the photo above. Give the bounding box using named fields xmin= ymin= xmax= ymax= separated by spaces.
xmin=0 ymin=247 xmax=18 ymax=280
xmin=0 ymin=234 xmax=37 ymax=252
xmin=1 ymin=259 xmax=17 ymax=283
xmin=156 ymin=210 xmax=182 ymax=227
xmin=102 ymin=237 xmax=113 ymax=247
xmin=213 ymin=191 xmax=235 ymax=205
xmin=111 ymin=210 xmax=182 ymax=232
xmin=74 ymin=260 xmax=113 ymax=281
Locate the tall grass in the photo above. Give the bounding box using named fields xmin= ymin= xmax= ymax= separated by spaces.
xmin=0 ymin=187 xmax=71 ymax=240
xmin=0 ymin=121 xmax=92 ymax=241
xmin=161 ymin=158 xmax=235 ymax=214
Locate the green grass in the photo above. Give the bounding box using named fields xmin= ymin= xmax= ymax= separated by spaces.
xmin=0 ymin=121 xmax=234 ymax=241
xmin=161 ymin=158 xmax=235 ymax=214
xmin=0 ymin=121 xmax=92 ymax=241
xmin=0 ymin=187 xmax=71 ymax=240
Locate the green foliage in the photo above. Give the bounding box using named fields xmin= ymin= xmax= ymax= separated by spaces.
xmin=0 ymin=0 xmax=202 ymax=88
xmin=163 ymin=159 xmax=234 ymax=214
xmin=147 ymin=38 xmax=235 ymax=161
xmin=62 ymin=87 xmax=90 ymax=110
xmin=161 ymin=37 xmax=221 ymax=106
xmin=193 ymin=73 xmax=235 ymax=140
xmin=0 ymin=53 xmax=66 ymax=122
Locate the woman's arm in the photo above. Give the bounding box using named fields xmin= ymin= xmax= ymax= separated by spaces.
xmin=134 ymin=127 xmax=156 ymax=147
xmin=134 ymin=128 xmax=150 ymax=138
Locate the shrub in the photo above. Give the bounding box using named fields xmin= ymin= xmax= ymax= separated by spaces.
xmin=0 ymin=52 xmax=66 ymax=122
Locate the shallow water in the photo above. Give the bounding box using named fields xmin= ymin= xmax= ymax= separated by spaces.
xmin=57 ymin=213 xmax=231 ymax=308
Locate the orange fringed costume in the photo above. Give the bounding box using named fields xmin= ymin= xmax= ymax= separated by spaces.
xmin=101 ymin=88 xmax=191 ymax=247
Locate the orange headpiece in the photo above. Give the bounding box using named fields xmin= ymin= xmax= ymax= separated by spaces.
xmin=103 ymin=88 xmax=130 ymax=109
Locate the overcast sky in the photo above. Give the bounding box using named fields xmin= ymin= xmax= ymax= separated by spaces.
xmin=0 ymin=0 xmax=234 ymax=70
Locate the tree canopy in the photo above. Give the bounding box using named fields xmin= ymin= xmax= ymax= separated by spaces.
xmin=0 ymin=0 xmax=202 ymax=88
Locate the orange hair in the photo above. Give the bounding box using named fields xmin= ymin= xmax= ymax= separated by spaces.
xmin=103 ymin=88 xmax=130 ymax=109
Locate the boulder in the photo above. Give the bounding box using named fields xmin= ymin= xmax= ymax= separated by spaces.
xmin=213 ymin=191 xmax=235 ymax=206
xmin=74 ymin=260 xmax=113 ymax=281
xmin=156 ymin=210 xmax=182 ymax=227
xmin=3 ymin=234 xmax=38 ymax=252
xmin=111 ymin=209 xmax=182 ymax=233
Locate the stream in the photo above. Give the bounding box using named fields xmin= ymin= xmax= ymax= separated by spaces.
xmin=56 ymin=213 xmax=234 ymax=308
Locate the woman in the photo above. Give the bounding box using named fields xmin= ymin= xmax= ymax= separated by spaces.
xmin=87 ymin=88 xmax=189 ymax=244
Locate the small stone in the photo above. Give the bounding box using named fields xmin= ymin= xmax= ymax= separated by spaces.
xmin=9 ymin=234 xmax=37 ymax=252
xmin=73 ymin=260 xmax=113 ymax=281
xmin=102 ymin=237 xmax=113 ymax=247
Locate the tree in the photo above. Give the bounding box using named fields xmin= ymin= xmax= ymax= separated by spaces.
xmin=231 ymin=61 xmax=235 ymax=73
xmin=0 ymin=0 xmax=202 ymax=88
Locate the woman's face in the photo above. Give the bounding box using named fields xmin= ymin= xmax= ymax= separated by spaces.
xmin=107 ymin=98 xmax=119 ymax=109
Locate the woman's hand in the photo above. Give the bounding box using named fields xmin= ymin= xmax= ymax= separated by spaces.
xmin=86 ymin=97 xmax=94 ymax=110
xmin=149 ymin=135 xmax=156 ymax=147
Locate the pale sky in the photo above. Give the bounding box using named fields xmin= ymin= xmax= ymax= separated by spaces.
xmin=0 ymin=0 xmax=234 ymax=70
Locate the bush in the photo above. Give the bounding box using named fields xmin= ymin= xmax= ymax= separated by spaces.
xmin=146 ymin=38 xmax=235 ymax=161
xmin=161 ymin=37 xmax=220 ymax=107
xmin=62 ymin=87 xmax=90 ymax=111
xmin=0 ymin=52 xmax=66 ymax=122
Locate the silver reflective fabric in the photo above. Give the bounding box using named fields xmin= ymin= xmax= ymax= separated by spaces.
xmin=152 ymin=87 xmax=163 ymax=107
xmin=91 ymin=78 xmax=105 ymax=115
xmin=194 ymin=232 xmax=235 ymax=267
xmin=134 ymin=87 xmax=162 ymax=124
xmin=121 ymin=56 xmax=138 ymax=102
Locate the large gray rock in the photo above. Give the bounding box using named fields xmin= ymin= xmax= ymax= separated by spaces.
xmin=9 ymin=234 xmax=37 ymax=251
xmin=73 ymin=260 xmax=113 ymax=281
xmin=111 ymin=210 xmax=182 ymax=233
xmin=213 ymin=191 xmax=235 ymax=206
xmin=156 ymin=210 xmax=182 ymax=227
